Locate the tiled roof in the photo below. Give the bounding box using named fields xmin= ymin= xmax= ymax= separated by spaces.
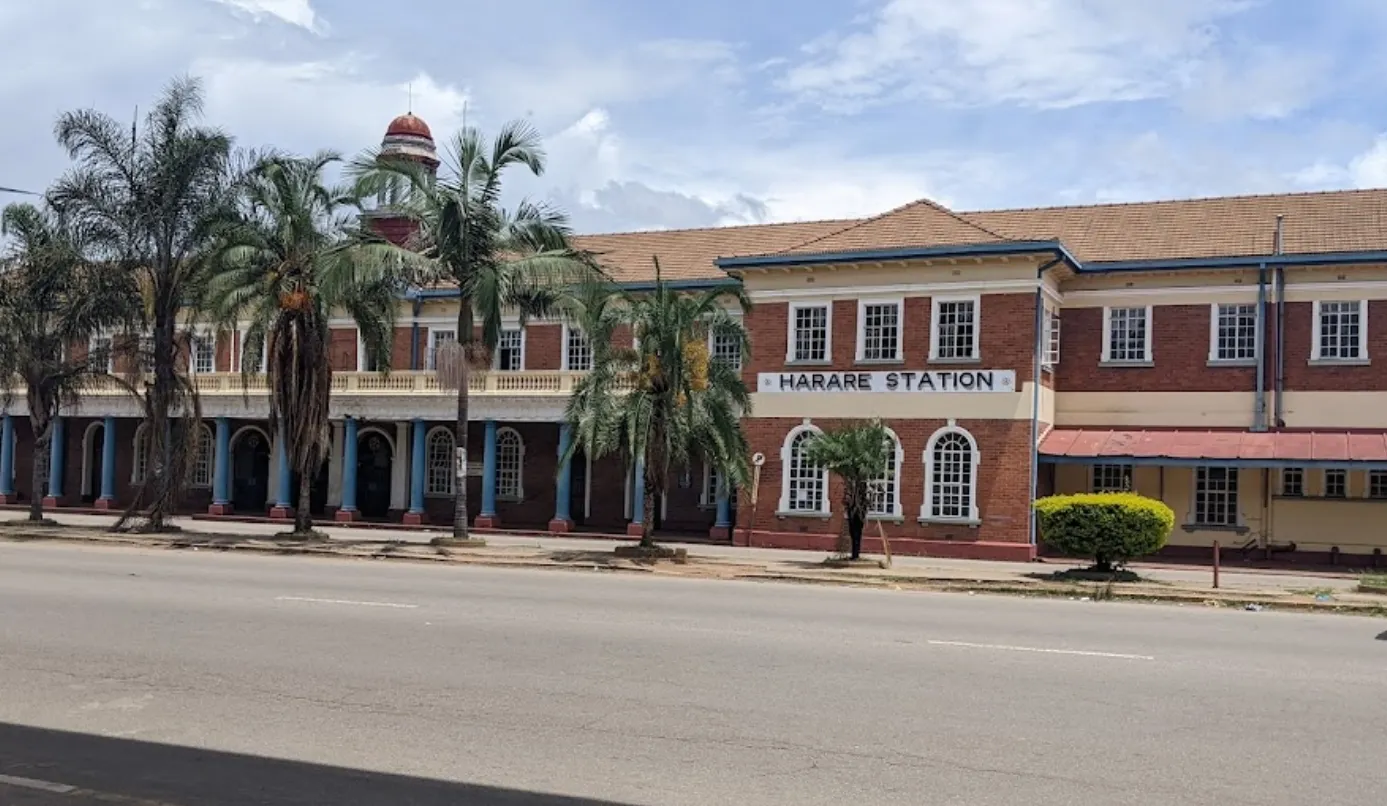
xmin=766 ymin=199 xmax=1009 ymax=258
xmin=573 ymin=219 xmax=856 ymax=283
xmin=963 ymin=189 xmax=1387 ymax=263
xmin=1039 ymin=429 xmax=1387 ymax=464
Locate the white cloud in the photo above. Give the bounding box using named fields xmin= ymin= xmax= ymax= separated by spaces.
xmin=1348 ymin=136 xmax=1387 ymax=188
xmin=781 ymin=0 xmax=1253 ymax=110
xmin=211 ymin=0 xmax=324 ymax=34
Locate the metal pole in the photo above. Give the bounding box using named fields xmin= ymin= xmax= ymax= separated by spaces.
xmin=1212 ymin=540 xmax=1221 ymax=589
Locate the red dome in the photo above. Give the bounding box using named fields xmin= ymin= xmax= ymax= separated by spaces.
xmin=385 ymin=113 xmax=433 ymax=141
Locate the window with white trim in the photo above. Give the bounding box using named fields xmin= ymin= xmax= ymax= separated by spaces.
xmin=868 ymin=431 xmax=903 ymax=517
xmin=427 ymin=329 xmax=456 ymax=370
xmin=789 ymin=304 xmax=830 ymax=363
xmin=191 ymin=426 xmax=214 ymax=487
xmin=357 ymin=332 xmax=383 ymax=372
xmin=1042 ymin=305 xmax=1061 ymax=368
xmin=426 ymin=428 xmax=455 ymax=496
xmin=89 ymin=335 xmax=114 ymax=373
xmin=780 ymin=427 xmax=827 ymax=513
xmin=1314 ymin=300 xmax=1366 ymax=361
xmin=931 ymin=298 xmax=978 ymax=361
xmin=564 ymin=326 xmax=592 ymax=371
xmin=132 ymin=426 xmax=150 ymax=484
xmin=1091 ymin=464 xmax=1133 ymax=493
xmin=1193 ymin=466 xmax=1238 ymax=526
xmin=701 ymin=464 xmax=739 ymax=508
xmin=1104 ymin=307 xmax=1150 ymax=363
xmin=1324 ymin=468 xmax=1348 ymax=498
xmin=923 ymin=426 xmax=978 ymax=522
xmin=1280 ymin=467 xmax=1304 ymax=497
xmin=1211 ymin=303 xmax=1257 ymax=362
xmin=495 ymin=427 xmax=524 ymax=500
xmin=190 ymin=334 xmax=216 ymax=374
xmin=1369 ymin=470 xmax=1387 ymax=499
xmin=494 ymin=329 xmax=524 ymax=371
xmin=710 ymin=325 xmax=742 ymax=372
xmin=857 ymin=300 xmax=902 ymax=362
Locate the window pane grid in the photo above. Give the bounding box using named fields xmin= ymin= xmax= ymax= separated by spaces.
xmin=1091 ymin=464 xmax=1132 ymax=493
xmin=711 ymin=327 xmax=741 ymax=371
xmin=935 ymin=301 xmax=976 ymax=360
xmin=1107 ymin=307 xmax=1147 ymax=362
xmin=868 ymin=438 xmax=898 ymax=516
xmin=929 ymin=433 xmax=973 ymax=519
xmin=192 ymin=336 xmax=215 ymax=374
xmin=786 ymin=431 xmax=825 ymax=512
xmin=427 ymin=430 xmax=455 ymax=496
xmin=861 ymin=303 xmax=900 ymax=361
xmin=566 ymin=328 xmax=592 ymax=372
xmin=1194 ymin=467 xmax=1237 ymax=526
xmin=496 ymin=429 xmax=523 ymax=500
xmin=1281 ymin=467 xmax=1303 ymax=497
xmin=191 ymin=427 xmax=214 ymax=487
xmin=1318 ymin=302 xmax=1362 ymax=360
xmin=705 ymin=466 xmax=739 ymax=508
xmin=1324 ymin=468 xmax=1347 ymax=498
xmin=1369 ymin=470 xmax=1387 ymax=499
xmin=427 ymin=330 xmax=456 ymax=370
xmin=496 ymin=330 xmax=523 ymax=371
xmin=792 ymin=306 xmax=828 ymax=363
xmin=1215 ymin=304 xmax=1258 ymax=361
xmin=1044 ymin=309 xmax=1061 ymax=367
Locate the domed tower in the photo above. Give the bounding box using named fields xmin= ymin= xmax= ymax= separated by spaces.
xmin=366 ymin=113 xmax=439 ymax=246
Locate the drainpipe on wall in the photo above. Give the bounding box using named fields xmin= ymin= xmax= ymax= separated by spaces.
xmin=409 ymin=297 xmax=423 ymax=371
xmin=1274 ymin=215 xmax=1287 ymax=428
xmin=1028 ymin=258 xmax=1062 ymax=551
xmin=1253 ymin=263 xmax=1268 ymax=432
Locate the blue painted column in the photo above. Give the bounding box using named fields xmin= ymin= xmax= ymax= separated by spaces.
xmin=714 ymin=471 xmax=732 ymax=530
xmin=0 ymin=414 xmax=15 ymax=500
xmin=273 ymin=428 xmax=292 ymax=513
xmin=407 ymin=419 xmax=426 ymax=523
xmin=211 ymin=417 xmax=231 ymax=513
xmin=45 ymin=417 xmax=66 ymax=503
xmin=630 ymin=457 xmax=646 ymax=527
xmin=479 ymin=420 xmax=498 ymax=521
xmin=98 ymin=415 xmax=117 ymax=504
xmin=338 ymin=418 xmax=358 ymax=518
xmin=552 ymin=424 xmax=573 ymax=529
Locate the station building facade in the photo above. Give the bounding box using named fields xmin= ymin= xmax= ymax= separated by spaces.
xmin=4 ymin=113 xmax=1387 ymax=565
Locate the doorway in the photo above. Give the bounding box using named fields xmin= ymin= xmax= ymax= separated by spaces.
xmin=570 ymin=449 xmax=587 ymax=526
xmin=82 ymin=423 xmax=104 ymax=503
xmin=357 ymin=431 xmax=393 ymax=519
xmin=231 ymin=429 xmax=271 ymax=513
xmin=289 ymin=459 xmax=330 ymax=517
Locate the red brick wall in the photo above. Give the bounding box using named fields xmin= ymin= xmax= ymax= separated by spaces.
xmin=328 ymin=328 xmax=357 ymax=371
xmin=528 ymin=324 xmax=562 ymax=370
xmin=215 ymin=331 xmax=233 ymax=372
xmin=1281 ymin=300 xmax=1387 ymax=391
xmin=1057 ymin=305 xmax=1258 ymax=393
xmin=390 ymin=327 xmax=414 ymax=370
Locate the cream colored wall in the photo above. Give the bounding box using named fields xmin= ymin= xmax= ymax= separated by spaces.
xmin=1055 ymin=390 xmax=1387 ymax=429
xmin=751 ymin=382 xmax=1044 ymax=421
xmin=1060 ymin=264 xmax=1387 ymax=308
xmin=740 ymin=256 xmax=1046 ymax=297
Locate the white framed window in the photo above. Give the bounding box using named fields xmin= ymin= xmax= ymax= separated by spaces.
xmin=562 ymin=324 xmax=592 ymax=372
xmin=88 ymin=334 xmax=115 ymax=373
xmin=190 ymin=333 xmax=216 ymax=375
xmin=779 ymin=424 xmax=828 ymax=514
xmin=1312 ymin=300 xmax=1367 ymax=361
xmin=1042 ymin=305 xmax=1061 ymax=369
xmin=427 ymin=329 xmax=456 ymax=371
xmin=1209 ymin=303 xmax=1258 ymax=363
xmin=856 ymin=299 xmax=902 ymax=363
xmin=191 ymin=425 xmax=214 ymax=487
xmin=869 ymin=428 xmax=904 ymax=518
xmin=921 ymin=423 xmax=980 ymax=523
xmin=1193 ymin=466 xmax=1238 ymax=526
xmin=1091 ymin=464 xmax=1133 ymax=493
xmin=701 ymin=464 xmax=739 ymax=509
xmin=930 ymin=296 xmax=979 ymax=361
xmin=787 ymin=303 xmax=830 ymax=363
xmin=709 ymin=324 xmax=742 ymax=372
xmin=495 ymin=427 xmax=524 ymax=501
xmin=1323 ymin=468 xmax=1348 ymax=498
xmin=493 ymin=329 xmax=525 ymax=371
xmin=1280 ymin=467 xmax=1304 ymax=497
xmin=132 ymin=424 xmax=151 ymax=484
xmin=357 ymin=331 xmax=383 ymax=372
xmin=425 ymin=427 xmax=455 ymax=496
xmin=1369 ymin=470 xmax=1387 ymax=499
xmin=1103 ymin=306 xmax=1151 ymax=363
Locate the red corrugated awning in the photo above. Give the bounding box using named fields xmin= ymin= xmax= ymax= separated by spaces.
xmin=1039 ymin=429 xmax=1387 ymax=465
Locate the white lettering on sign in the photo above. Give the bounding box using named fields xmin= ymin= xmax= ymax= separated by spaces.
xmin=757 ymin=370 xmax=1016 ymax=393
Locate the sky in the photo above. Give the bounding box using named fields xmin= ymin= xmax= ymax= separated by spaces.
xmin=4 ymin=0 xmax=1387 ymax=233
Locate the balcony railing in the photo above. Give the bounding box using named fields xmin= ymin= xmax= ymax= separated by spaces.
xmin=37 ymin=370 xmax=617 ymax=397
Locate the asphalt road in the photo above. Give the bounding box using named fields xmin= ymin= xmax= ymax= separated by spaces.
xmin=0 ymin=543 xmax=1383 ymax=805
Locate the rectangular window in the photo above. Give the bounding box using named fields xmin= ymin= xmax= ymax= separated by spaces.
xmin=710 ymin=325 xmax=742 ymax=372
xmin=702 ymin=466 xmax=739 ymax=508
xmin=1324 ymin=468 xmax=1348 ymax=498
xmin=789 ymin=304 xmax=830 ymax=363
xmin=427 ymin=329 xmax=456 ymax=371
xmin=1211 ymin=303 xmax=1258 ymax=362
xmin=1280 ymin=467 xmax=1304 ymax=497
xmin=1314 ymin=300 xmax=1365 ymax=361
xmin=1104 ymin=307 xmax=1150 ymax=363
xmin=357 ymin=333 xmax=382 ymax=372
xmin=89 ymin=335 xmax=114 ymax=373
xmin=857 ymin=301 xmax=901 ymax=362
xmin=1369 ymin=470 xmax=1387 ymax=499
xmin=1043 ymin=306 xmax=1061 ymax=368
xmin=495 ymin=329 xmax=524 ymax=371
xmin=564 ymin=326 xmax=592 ymax=372
xmin=1091 ymin=464 xmax=1133 ymax=493
xmin=931 ymin=298 xmax=978 ymax=361
xmin=191 ymin=335 xmax=215 ymax=374
xmin=1194 ymin=466 xmax=1238 ymax=526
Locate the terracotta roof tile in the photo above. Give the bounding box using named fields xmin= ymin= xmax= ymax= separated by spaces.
xmin=763 ymin=199 xmax=1009 ymax=258
xmin=1039 ymin=428 xmax=1387 ymax=463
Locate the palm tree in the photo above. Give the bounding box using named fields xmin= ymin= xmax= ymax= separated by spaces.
xmin=350 ymin=121 xmax=602 ymax=543
xmin=47 ymin=76 xmax=244 ymax=530
xmin=0 ymin=202 xmax=138 ymax=522
xmin=204 ymin=152 xmax=416 ymax=536
xmin=562 ymin=262 xmax=751 ymax=549
xmin=803 ymin=420 xmax=893 ymax=561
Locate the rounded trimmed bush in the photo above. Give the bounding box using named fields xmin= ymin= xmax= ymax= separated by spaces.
xmin=1034 ymin=493 xmax=1174 ymax=571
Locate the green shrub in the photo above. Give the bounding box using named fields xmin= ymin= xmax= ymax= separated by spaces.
xmin=1034 ymin=493 xmax=1174 ymax=571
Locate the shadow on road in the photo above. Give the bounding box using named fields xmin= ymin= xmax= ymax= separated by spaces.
xmin=0 ymin=722 xmax=630 ymax=805
xmin=1376 ymin=630 xmax=1387 ymax=641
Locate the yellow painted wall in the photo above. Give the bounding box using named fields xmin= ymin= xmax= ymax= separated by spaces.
xmin=740 ymin=257 xmax=1045 ymax=295
xmin=1054 ymin=391 xmax=1387 ymax=429
xmin=750 ymin=382 xmax=1044 ymax=421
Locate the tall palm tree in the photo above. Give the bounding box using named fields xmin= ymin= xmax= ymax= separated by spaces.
xmin=350 ymin=121 xmax=602 ymax=542
xmin=562 ymin=262 xmax=752 ymax=549
xmin=204 ymin=152 xmax=415 ymax=536
xmin=0 ymin=202 xmax=139 ymax=522
xmin=803 ymin=420 xmax=893 ymax=561
xmin=47 ymin=76 xmax=244 ymax=530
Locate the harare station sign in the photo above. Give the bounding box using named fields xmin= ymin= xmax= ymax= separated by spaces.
xmin=758 ymin=370 xmax=1017 ymax=394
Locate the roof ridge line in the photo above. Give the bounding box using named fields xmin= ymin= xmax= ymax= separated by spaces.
xmin=575 ymin=217 xmax=858 ymax=239
xmin=770 ymin=197 xmax=1010 ymax=256
xmin=962 ymin=186 xmax=1387 ymax=216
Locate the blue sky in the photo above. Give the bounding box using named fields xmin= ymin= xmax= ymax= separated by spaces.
xmin=4 ymin=0 xmax=1387 ymax=233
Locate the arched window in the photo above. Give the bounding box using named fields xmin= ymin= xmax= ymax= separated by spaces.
xmin=496 ymin=427 xmax=524 ymax=501
xmin=922 ymin=424 xmax=980 ymax=523
xmin=426 ymin=428 xmax=455 ymax=496
xmin=191 ymin=425 xmax=214 ymax=488
xmin=869 ymin=429 xmax=904 ymax=518
xmin=132 ymin=424 xmax=150 ymax=484
xmin=779 ymin=424 xmax=828 ymax=514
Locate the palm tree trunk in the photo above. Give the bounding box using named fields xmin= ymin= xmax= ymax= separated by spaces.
xmin=146 ymin=316 xmax=177 ymax=530
xmin=28 ymin=421 xmax=50 ymax=523
xmin=294 ymin=466 xmax=313 ymax=535
xmin=452 ymin=302 xmax=473 ymax=540
xmin=640 ymin=460 xmax=659 ymax=548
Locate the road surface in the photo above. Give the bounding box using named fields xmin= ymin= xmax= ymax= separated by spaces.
xmin=0 ymin=541 xmax=1383 ymax=805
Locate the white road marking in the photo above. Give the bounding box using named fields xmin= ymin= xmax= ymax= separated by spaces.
xmin=927 ymin=640 xmax=1154 ymax=661
xmin=0 ymin=773 xmax=78 ymax=794
xmin=275 ymin=596 xmax=418 ymax=609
